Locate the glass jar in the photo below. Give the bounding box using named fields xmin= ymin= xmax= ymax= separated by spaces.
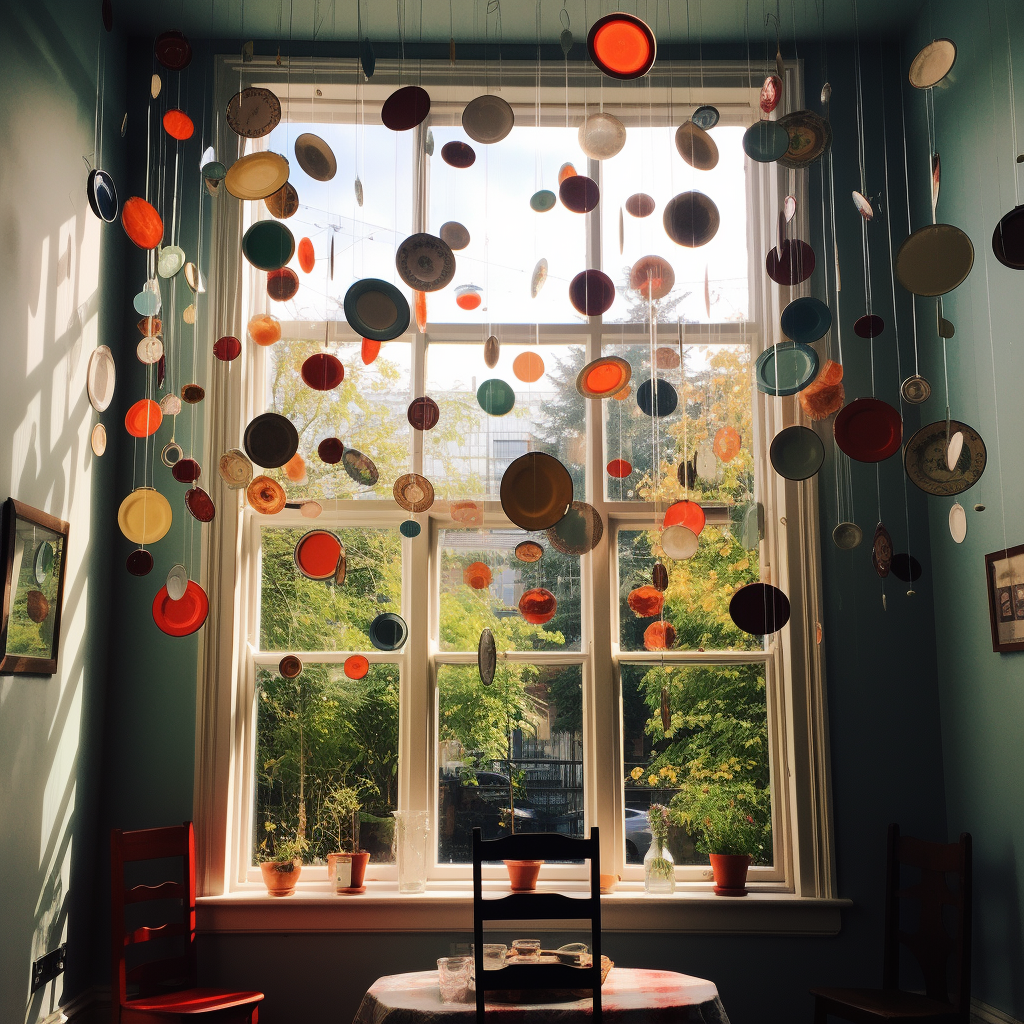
xmin=644 ymin=837 xmax=676 ymax=894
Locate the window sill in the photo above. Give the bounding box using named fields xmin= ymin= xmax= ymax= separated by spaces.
xmin=197 ymin=885 xmax=850 ymax=935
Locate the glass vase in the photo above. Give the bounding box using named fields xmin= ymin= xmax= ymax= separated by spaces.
xmin=644 ymin=837 xmax=676 ymax=894
xmin=392 ymin=810 xmax=430 ymax=893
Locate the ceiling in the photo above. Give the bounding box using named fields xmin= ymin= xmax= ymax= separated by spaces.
xmin=117 ymin=0 xmax=928 ymax=46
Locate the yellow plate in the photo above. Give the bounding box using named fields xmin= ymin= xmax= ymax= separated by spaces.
xmin=117 ymin=486 xmax=173 ymax=544
xmin=224 ymin=151 xmax=290 ymax=200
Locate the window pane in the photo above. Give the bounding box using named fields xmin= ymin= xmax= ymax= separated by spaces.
xmin=262 ymin=335 xmax=411 ymax=500
xmin=259 ymin=526 xmax=402 ymax=652
xmin=618 ymin=526 xmax=761 ymax=652
xmin=426 ymin=126 xmax=587 ymax=324
xmin=437 ymin=663 xmax=583 ymax=863
xmin=425 ymin=342 xmax=586 ymax=499
xmin=621 ymin=663 xmax=771 ymax=867
xmin=254 ymin=662 xmax=398 ymax=865
xmin=603 ymin=342 xmax=755 ymax=506
xmin=439 ymin=527 xmax=581 ymax=653
xmin=601 ymin=126 xmax=749 ymax=324
xmin=260 ymin=122 xmax=414 ymax=320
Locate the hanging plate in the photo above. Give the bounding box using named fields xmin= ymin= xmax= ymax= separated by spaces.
xmin=117 ymin=487 xmax=172 ymax=544
xmin=662 ymin=524 xmax=699 ymax=560
xmin=729 ymin=582 xmax=791 ymax=636
xmin=121 ymin=197 xmax=163 ymax=249
xmin=381 ymin=85 xmax=431 ymax=131
xmin=477 ymin=379 xmax=516 ymax=416
xmin=776 ymin=110 xmax=832 ymax=169
xmin=462 ymin=94 xmax=514 ymax=143
xmin=948 ymin=502 xmax=968 ymax=543
xmin=125 ymin=399 xmax=162 ymax=438
xmin=559 ymin=175 xmax=601 ymax=213
xmin=992 ymin=205 xmax=1024 ymax=269
xmin=396 ymin=233 xmax=456 ymax=292
xmin=393 ymin=473 xmax=435 ymax=513
xmin=770 ymin=425 xmax=825 ymax=480
xmin=903 ymin=418 xmax=987 ymax=496
xmin=293 ymin=530 xmax=343 ymax=581
xmin=742 ymin=120 xmax=791 ymax=163
xmin=530 ymin=190 xmax=556 ymax=212
xmin=754 ymin=341 xmax=819 ymax=396
xmin=153 ymin=580 xmax=209 ymax=637
xmin=294 ymin=133 xmax=337 ymax=181
xmin=478 ymin=628 xmax=497 ymax=685
xmin=87 ymin=345 xmax=116 ymax=411
xmin=576 ymin=355 xmax=631 ymax=398
xmin=909 ymin=39 xmax=957 ymax=89
xmin=90 ymin=423 xmax=107 ymax=456
xmin=896 ymin=224 xmax=974 ymax=296
xmin=500 ymin=452 xmax=573 ymax=531
xmin=531 ymin=259 xmax=549 ymax=298
xmin=300 ymin=353 xmax=345 ymax=391
xmin=267 ymin=267 xmax=300 ymax=302
xmin=833 ymin=522 xmax=863 ymax=550
xmin=343 ymin=278 xmax=411 ymax=341
xmin=126 ymin=549 xmax=154 ymax=576
xmin=630 ymin=255 xmax=675 ymax=300
xmin=854 ymin=313 xmax=885 ymax=339
xmin=833 ymin=398 xmax=903 ymax=462
xmin=242 ymin=220 xmax=296 ymax=272
xmin=691 ymin=105 xmax=720 ymax=130
xmin=185 ymin=487 xmax=216 ymax=522
xmin=766 ymin=238 xmax=816 ymax=285
xmin=901 ymin=374 xmax=932 ymax=404
xmin=546 ymin=501 xmax=603 ymax=555
xmin=224 ymin=151 xmax=290 ymax=200
xmin=675 ymin=121 xmax=719 ymax=171
xmin=625 ymin=193 xmax=656 ymax=217
xmin=780 ymin=296 xmax=831 ymax=343
xmin=342 ymin=448 xmax=379 ymax=487
xmin=265 ymin=181 xmax=300 ymax=219
xmin=441 ymin=141 xmax=476 ymax=168
xmin=244 ymin=412 xmax=299 ymax=468
xmin=579 ymin=111 xmax=627 ymax=160
xmin=86 ymin=168 xmax=118 ymax=222
xmin=664 ymin=500 xmax=705 ymax=535
xmin=246 ymin=475 xmax=287 ymax=515
xmin=369 ymin=612 xmax=408 ymax=651
xmin=407 ymin=396 xmax=440 ymax=430
xmin=226 ymin=86 xmax=282 ymax=138
xmin=586 ymin=12 xmax=656 ymax=80
xmin=663 ymin=191 xmax=720 ymax=247
xmin=515 ymin=540 xmax=544 ymax=563
xmin=872 ymin=523 xmax=893 ymax=578
xmin=636 ymin=378 xmax=678 ymax=417
xmin=568 ymin=269 xmax=616 ymax=315
xmin=439 ymin=221 xmax=470 ymax=250
xmin=154 ymin=31 xmax=192 ymax=70
xmin=484 ymin=335 xmax=500 ymax=368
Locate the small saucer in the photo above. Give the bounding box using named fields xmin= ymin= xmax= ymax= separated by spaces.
xmin=713 ymin=886 xmax=749 ymax=897
xmin=336 ymin=886 xmax=366 ymax=895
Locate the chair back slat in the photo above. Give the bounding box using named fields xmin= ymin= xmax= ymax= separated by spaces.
xmin=881 ymin=823 xmax=972 ymax=1022
xmin=125 ymin=881 xmax=187 ymax=905
xmin=111 ymin=822 xmax=198 ymax=1023
xmin=472 ymin=828 xmax=601 ymax=1024
xmin=125 ymin=922 xmax=188 ymax=947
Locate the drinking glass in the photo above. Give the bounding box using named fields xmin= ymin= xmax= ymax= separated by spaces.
xmin=437 ymin=957 xmax=473 ymax=1003
xmin=391 ymin=810 xmax=430 ymax=893
xmin=512 ymin=938 xmax=541 ymax=960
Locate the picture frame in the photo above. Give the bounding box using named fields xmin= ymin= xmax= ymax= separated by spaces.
xmin=984 ymin=544 xmax=1024 ymax=654
xmin=0 ymin=499 xmax=70 ymax=675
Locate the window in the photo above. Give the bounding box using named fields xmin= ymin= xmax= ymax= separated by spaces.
xmin=200 ymin=55 xmax=830 ymax=897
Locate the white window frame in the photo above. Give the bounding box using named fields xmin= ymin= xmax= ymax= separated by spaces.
xmin=193 ymin=53 xmax=834 ymax=903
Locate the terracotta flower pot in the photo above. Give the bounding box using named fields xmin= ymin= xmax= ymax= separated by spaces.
xmin=504 ymin=859 xmax=544 ymax=891
xmin=709 ymin=853 xmax=751 ymax=896
xmin=327 ymin=851 xmax=371 ymax=891
xmin=260 ymin=859 xmax=302 ymax=896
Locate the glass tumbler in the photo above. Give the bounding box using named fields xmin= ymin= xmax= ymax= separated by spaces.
xmin=392 ymin=810 xmax=430 ymax=893
xmin=512 ymin=939 xmax=541 ymax=961
xmin=438 ymin=957 xmax=473 ymax=1003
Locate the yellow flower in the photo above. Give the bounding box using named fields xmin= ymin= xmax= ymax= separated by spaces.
xmin=659 ymin=766 xmax=672 ymax=778
xmin=630 ymin=767 xmax=644 ymax=780
xmin=648 ymin=775 xmax=658 ymax=786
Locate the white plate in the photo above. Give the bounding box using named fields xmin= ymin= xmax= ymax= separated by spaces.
xmin=946 ymin=430 xmax=964 ymax=471
xmin=948 ymin=502 xmax=967 ymax=544
xmin=166 ymin=563 xmax=189 ymax=602
xmin=87 ymin=345 xmax=116 ymax=411
xmin=462 ymin=94 xmax=514 ymax=144
xmin=137 ymin=337 xmax=164 ymax=364
xmin=91 ymin=422 xmax=107 ymax=456
xmin=662 ymin=524 xmax=699 ymax=560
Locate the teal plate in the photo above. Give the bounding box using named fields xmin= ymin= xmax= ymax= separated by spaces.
xmin=242 ymin=219 xmax=295 ymax=271
xmin=780 ymin=296 xmax=832 ymax=343
xmin=530 ymin=189 xmax=556 ymax=212
xmin=742 ymin=120 xmax=790 ymax=163
xmin=343 ymin=278 xmax=411 ymax=341
xmin=478 ymin=378 xmax=515 ymax=416
xmin=770 ymin=425 xmax=825 ymax=480
xmin=755 ymin=341 xmax=819 ymax=396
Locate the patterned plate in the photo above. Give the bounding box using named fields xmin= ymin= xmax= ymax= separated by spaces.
xmin=777 ymin=110 xmax=832 ymax=169
xmin=903 ymin=419 xmax=987 ymax=496
xmin=395 ymin=233 xmax=456 ymax=292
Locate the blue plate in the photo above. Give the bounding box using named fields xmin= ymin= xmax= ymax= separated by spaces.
xmin=343 ymin=278 xmax=411 ymax=341
xmin=755 ymin=341 xmax=819 ymax=396
xmin=369 ymin=612 xmax=408 ymax=651
xmin=691 ymin=105 xmax=720 ymax=130
xmin=780 ymin=296 xmax=832 ymax=343
xmin=87 ymin=168 xmax=118 ymax=222
xmin=399 ymin=520 xmax=421 ymax=538
xmin=742 ymin=120 xmax=790 ymax=163
xmin=637 ymin=377 xmax=678 ymax=417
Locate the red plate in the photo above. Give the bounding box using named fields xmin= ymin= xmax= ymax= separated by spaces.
xmin=153 ymin=580 xmax=209 ymax=636
xmin=381 ymin=85 xmax=431 ymax=131
xmin=301 ymin=352 xmax=344 ymax=391
xmin=834 ymin=398 xmax=903 ymax=463
xmin=293 ymin=530 xmax=343 ymax=580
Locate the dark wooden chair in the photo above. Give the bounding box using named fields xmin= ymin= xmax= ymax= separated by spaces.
xmin=811 ymin=824 xmax=972 ymax=1024
xmin=472 ymin=827 xmax=602 ymax=1024
xmin=111 ymin=822 xmax=263 ymax=1023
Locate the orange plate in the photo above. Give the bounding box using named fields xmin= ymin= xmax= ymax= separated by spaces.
xmin=122 ymin=197 xmax=163 ymax=250
xmin=125 ymin=398 xmax=163 ymax=437
xmin=162 ymin=109 xmax=194 ymax=140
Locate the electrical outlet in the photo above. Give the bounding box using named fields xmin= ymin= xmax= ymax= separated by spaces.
xmin=31 ymin=944 xmax=66 ymax=992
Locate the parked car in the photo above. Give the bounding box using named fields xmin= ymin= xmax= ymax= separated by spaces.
xmin=624 ymin=807 xmax=652 ymax=862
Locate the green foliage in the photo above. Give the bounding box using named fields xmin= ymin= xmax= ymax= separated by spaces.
xmin=323 ymin=785 xmax=361 ymax=853
xmin=671 ymin=780 xmax=770 ymax=858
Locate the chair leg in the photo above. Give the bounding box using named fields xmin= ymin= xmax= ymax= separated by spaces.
xmin=813 ymin=997 xmax=827 ymax=1024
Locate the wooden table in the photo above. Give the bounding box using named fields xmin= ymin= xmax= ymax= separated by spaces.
xmin=352 ymin=967 xmax=730 ymax=1024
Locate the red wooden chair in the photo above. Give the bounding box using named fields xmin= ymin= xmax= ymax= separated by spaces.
xmin=111 ymin=821 xmax=263 ymax=1023
xmin=811 ymin=824 xmax=972 ymax=1024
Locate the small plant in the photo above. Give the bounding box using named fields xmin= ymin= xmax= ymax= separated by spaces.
xmin=323 ymin=784 xmax=361 ymax=853
xmin=671 ymin=781 xmax=769 ymax=858
xmin=646 ymin=803 xmax=674 ymax=880
xmin=260 ymin=820 xmax=309 ymax=867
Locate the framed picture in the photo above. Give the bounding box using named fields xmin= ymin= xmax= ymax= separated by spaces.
xmin=0 ymin=499 xmax=70 ymax=675
xmin=985 ymin=544 xmax=1024 ymax=654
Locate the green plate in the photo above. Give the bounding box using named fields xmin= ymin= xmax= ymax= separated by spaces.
xmin=770 ymin=425 xmax=825 ymax=480
xmin=755 ymin=341 xmax=818 ymax=396
xmin=241 ymin=220 xmax=295 ymax=271
xmin=477 ymin=379 xmax=515 ymax=416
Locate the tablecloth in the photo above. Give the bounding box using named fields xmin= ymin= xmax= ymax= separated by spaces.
xmin=352 ymin=967 xmax=730 ymax=1024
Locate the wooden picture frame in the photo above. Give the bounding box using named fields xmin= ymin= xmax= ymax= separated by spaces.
xmin=0 ymin=499 xmax=70 ymax=675
xmin=984 ymin=544 xmax=1024 ymax=654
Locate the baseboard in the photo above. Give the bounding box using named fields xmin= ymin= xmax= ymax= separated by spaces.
xmin=972 ymin=998 xmax=1023 ymax=1024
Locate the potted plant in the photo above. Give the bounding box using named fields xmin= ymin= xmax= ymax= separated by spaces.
xmin=258 ymin=822 xmax=308 ymax=897
xmin=323 ymin=784 xmax=370 ymax=892
xmin=643 ymin=804 xmax=676 ymax=894
xmin=497 ymin=765 xmax=543 ymax=891
xmin=672 ymin=782 xmax=768 ymax=896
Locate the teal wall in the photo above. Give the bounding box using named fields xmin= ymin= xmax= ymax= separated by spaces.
xmin=903 ymin=2 xmax=1024 ymax=1017
xmin=0 ymin=0 xmax=125 ymax=1019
